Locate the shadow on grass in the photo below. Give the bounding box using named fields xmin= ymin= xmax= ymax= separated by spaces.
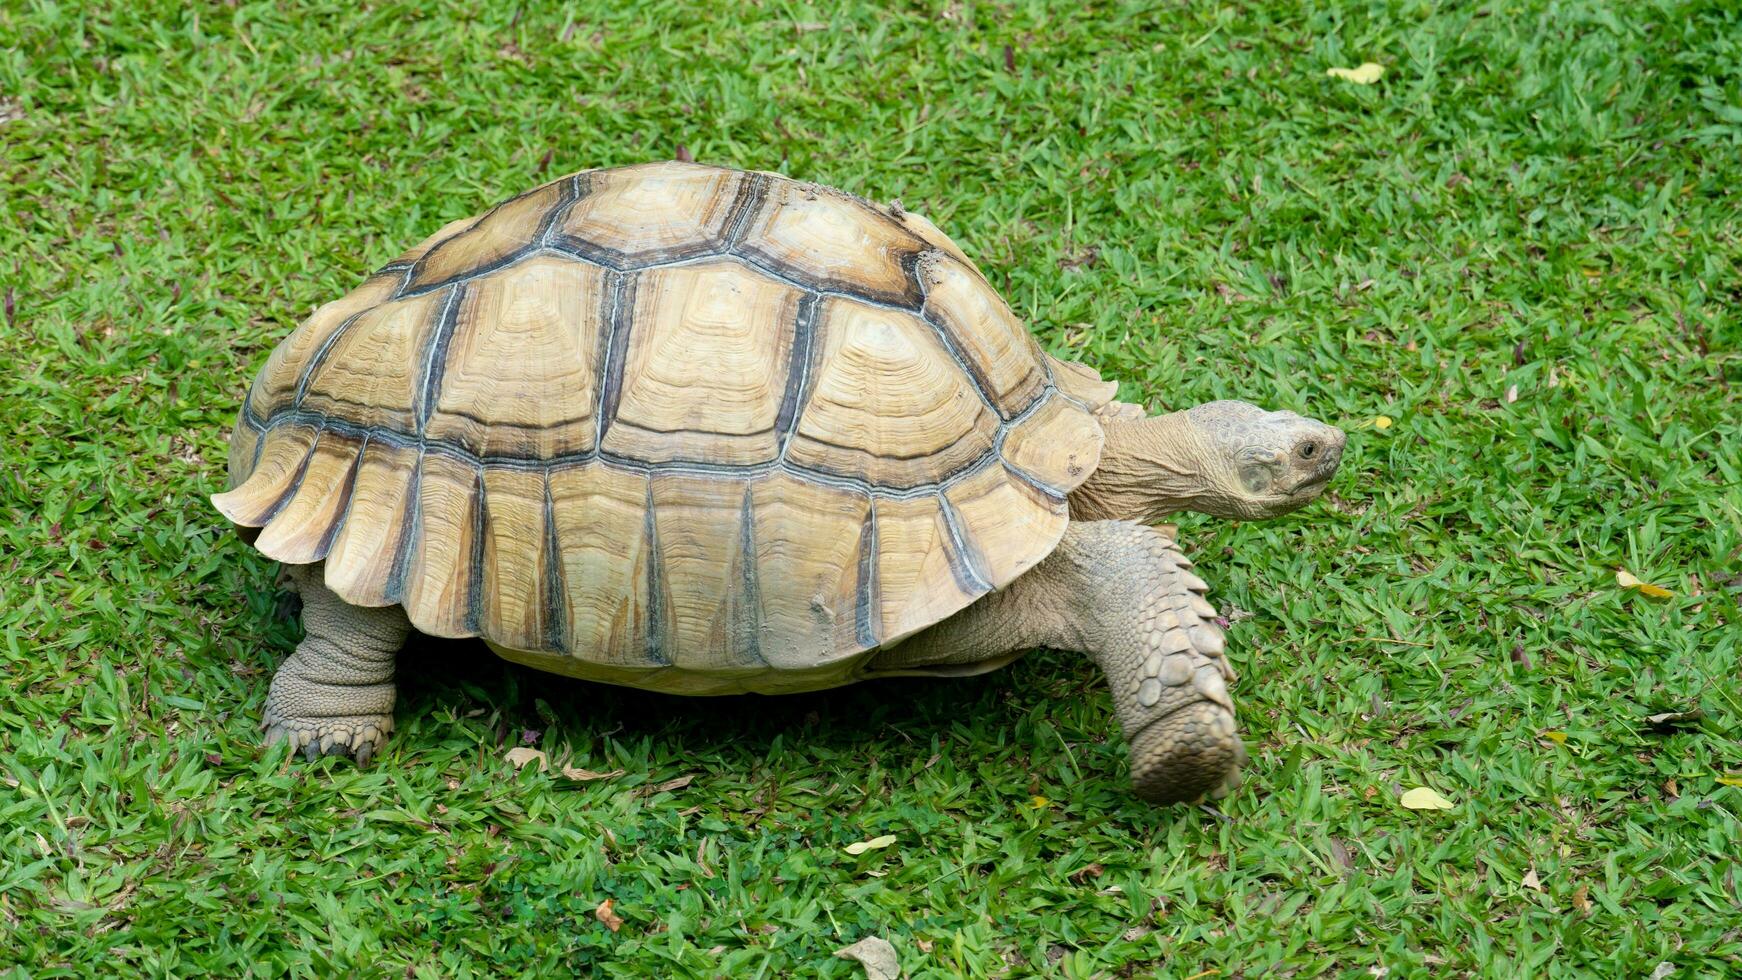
xmin=391 ymin=629 xmax=1050 ymax=770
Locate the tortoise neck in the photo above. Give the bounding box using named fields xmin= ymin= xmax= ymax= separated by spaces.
xmin=1068 ymin=411 xmax=1205 ymax=523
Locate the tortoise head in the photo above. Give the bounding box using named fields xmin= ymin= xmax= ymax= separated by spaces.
xmin=1183 ymin=401 xmax=1345 ymax=520
xmin=1070 ymin=400 xmax=1345 ymax=524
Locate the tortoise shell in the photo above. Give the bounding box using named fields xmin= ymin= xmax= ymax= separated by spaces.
xmin=215 ymin=162 xmax=1105 ymax=693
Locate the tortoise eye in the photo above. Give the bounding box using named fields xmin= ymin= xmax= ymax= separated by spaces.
xmin=1299 ymin=442 xmax=1317 ymax=459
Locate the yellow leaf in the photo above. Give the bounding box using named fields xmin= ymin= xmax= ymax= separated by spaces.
xmin=1373 ymin=415 xmax=1393 ymax=430
xmin=1541 ymin=731 xmax=1567 ymax=745
xmin=1031 ymin=796 xmax=1053 ymax=809
xmin=1616 ymin=569 xmax=1673 ymax=598
xmin=1326 ymin=62 xmax=1385 ymax=84
xmin=1717 ymin=775 xmax=1742 ymax=788
xmin=1399 ymin=787 xmax=1455 ymax=810
xmin=1522 ymin=868 xmax=1544 ymax=892
xmin=844 ymin=834 xmax=897 ymax=856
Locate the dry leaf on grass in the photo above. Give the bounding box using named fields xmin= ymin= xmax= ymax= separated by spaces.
xmin=504 ymin=747 xmax=548 ymax=771
xmin=1521 ymin=869 xmax=1544 ymax=892
xmin=1326 ymin=62 xmax=1385 ymax=84
xmin=1616 ymin=569 xmax=1673 ymax=598
xmin=594 ymin=898 xmax=623 ymax=932
xmin=833 ymin=936 xmax=901 ymax=979
xmin=844 ymin=834 xmax=897 ymax=856
xmin=1399 ymin=787 xmax=1455 ymax=810
xmin=1069 ymin=863 xmax=1104 ymax=885
xmin=561 ymin=765 xmax=626 ymax=782
xmin=506 ymin=747 xmax=624 ymax=782
xmin=1644 ymin=709 xmax=1702 ymax=729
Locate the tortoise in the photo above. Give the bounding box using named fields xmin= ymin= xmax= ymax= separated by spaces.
xmin=213 ymin=161 xmax=1344 ymax=803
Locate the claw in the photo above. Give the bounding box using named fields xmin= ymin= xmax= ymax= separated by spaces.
xmin=1189 ymin=624 xmax=1225 ymax=656
xmin=1193 ymin=665 xmax=1235 ymax=712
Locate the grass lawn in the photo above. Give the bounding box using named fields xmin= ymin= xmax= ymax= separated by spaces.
xmin=4 ymin=0 xmax=1740 ymax=975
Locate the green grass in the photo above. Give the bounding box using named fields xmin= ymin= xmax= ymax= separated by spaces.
xmin=3 ymin=0 xmax=1740 ymax=975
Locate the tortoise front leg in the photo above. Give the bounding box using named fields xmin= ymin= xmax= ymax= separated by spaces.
xmin=261 ymin=562 xmax=409 ymax=764
xmin=871 ymin=520 xmax=1244 ymax=803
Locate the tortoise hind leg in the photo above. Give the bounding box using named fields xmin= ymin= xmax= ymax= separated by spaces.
xmin=261 ymin=562 xmax=409 ymax=764
xmin=869 ymin=520 xmax=1244 ymax=804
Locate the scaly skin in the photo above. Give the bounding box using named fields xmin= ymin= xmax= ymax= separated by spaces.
xmin=1072 ymin=401 xmax=1346 ymax=523
xmin=873 ymin=520 xmax=1244 ymax=803
xmin=261 ymin=563 xmax=408 ymax=764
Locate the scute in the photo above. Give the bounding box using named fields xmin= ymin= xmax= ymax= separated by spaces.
xmin=736 ymin=178 xmax=927 ymax=306
xmin=920 ymin=252 xmax=1049 ymax=417
xmin=553 ymin=163 xmax=750 ymax=268
xmin=405 ymin=179 xmax=573 ymax=291
xmin=246 ymin=270 xmax=403 ymax=419
xmin=296 ymin=287 xmax=452 ymax=433
xmin=324 ymin=438 xmax=418 ymax=605
xmin=785 ymin=296 xmax=999 ymax=488
xmin=603 ymin=260 xmax=806 ymax=466
xmin=425 ymin=256 xmax=607 ymax=458
xmin=219 ymin=162 xmax=1107 ymax=691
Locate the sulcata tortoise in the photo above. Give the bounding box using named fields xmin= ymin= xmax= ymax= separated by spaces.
xmin=213 ymin=162 xmax=1344 ymax=803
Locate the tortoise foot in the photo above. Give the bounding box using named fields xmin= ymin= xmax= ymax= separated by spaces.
xmin=263 ymin=712 xmax=394 ymax=765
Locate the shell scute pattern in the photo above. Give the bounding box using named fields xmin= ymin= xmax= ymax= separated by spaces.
xmin=216 ymin=163 xmax=1105 ymax=678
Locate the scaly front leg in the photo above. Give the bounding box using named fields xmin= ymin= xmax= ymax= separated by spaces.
xmin=872 ymin=520 xmax=1244 ymax=803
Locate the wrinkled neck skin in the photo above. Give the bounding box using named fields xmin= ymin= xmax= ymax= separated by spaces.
xmin=1069 ymin=412 xmax=1211 ymax=523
